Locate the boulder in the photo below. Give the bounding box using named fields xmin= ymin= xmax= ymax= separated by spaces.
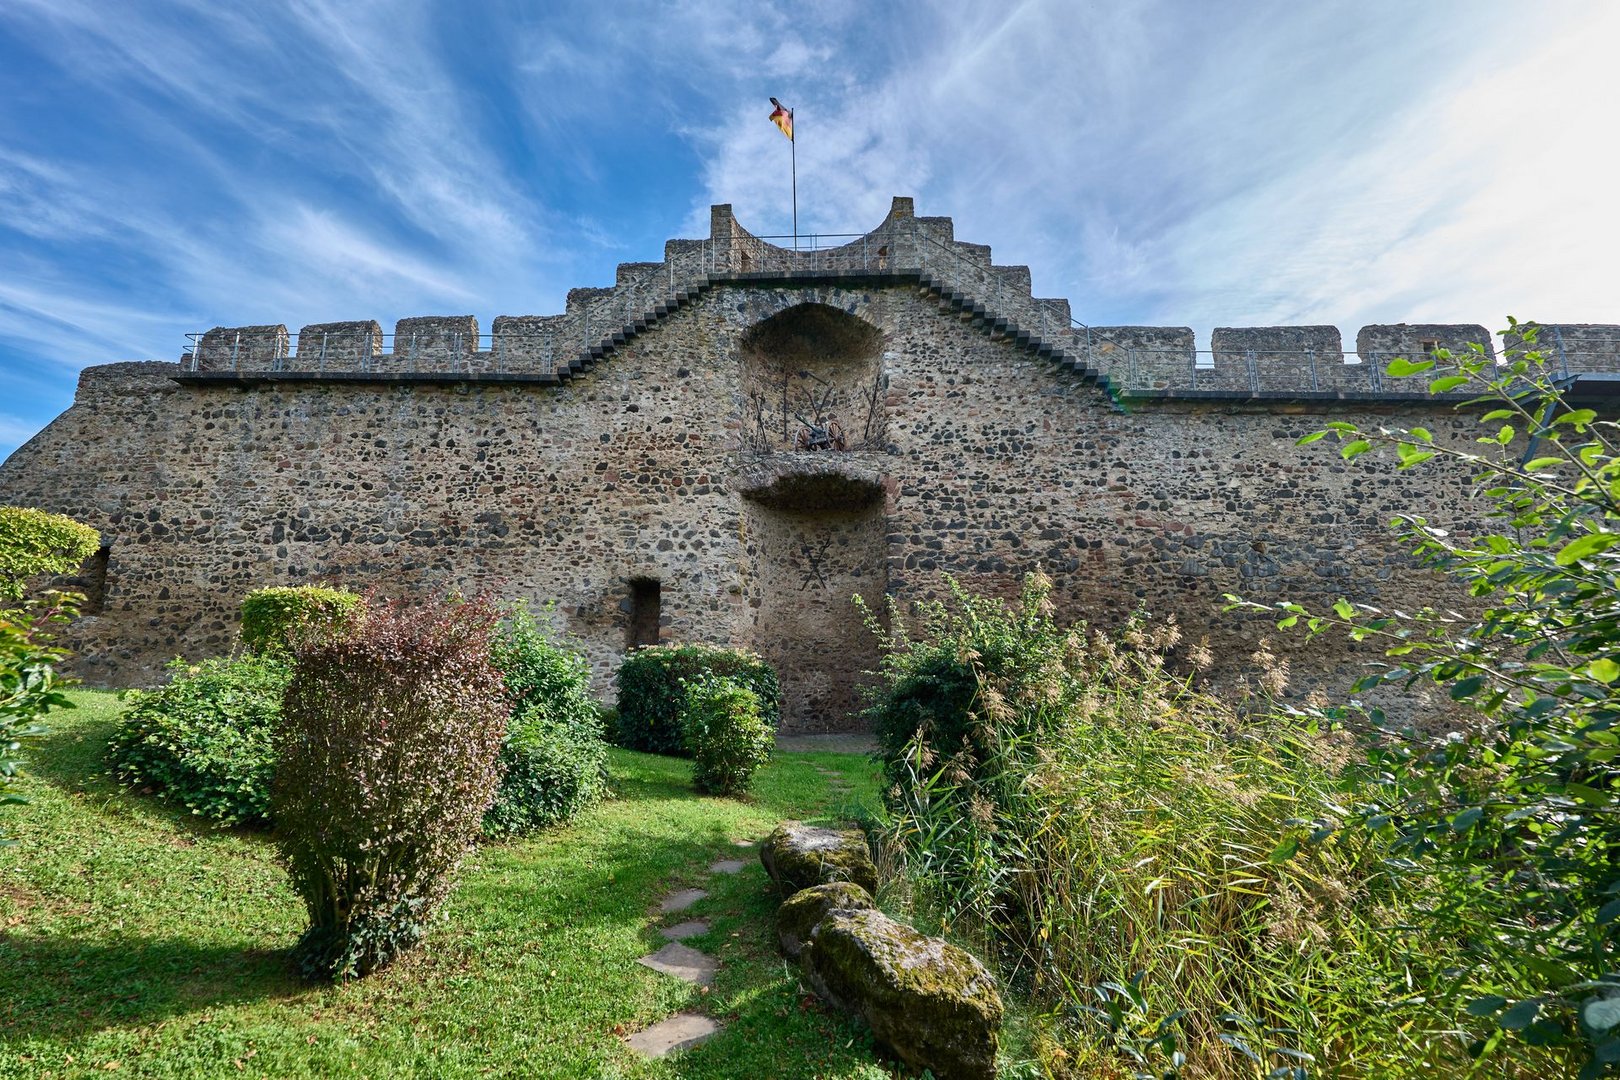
xmin=776 ymin=881 xmax=876 ymax=958
xmin=759 ymin=821 xmax=878 ymax=897
xmin=801 ymin=908 xmax=1003 ymax=1080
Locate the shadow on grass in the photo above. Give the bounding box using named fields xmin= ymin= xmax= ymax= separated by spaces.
xmin=0 ymin=934 xmax=306 ymax=1043
xmin=23 ymin=703 xmax=275 ymax=844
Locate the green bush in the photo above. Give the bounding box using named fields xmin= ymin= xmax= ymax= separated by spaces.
xmin=615 ymin=644 xmax=780 ymax=755
xmin=483 ymin=606 xmax=608 ymax=836
xmin=1 ymin=598 xmax=77 ymax=840
xmin=108 ymin=654 xmax=290 ymax=828
xmin=239 ymin=586 xmax=364 ymax=655
xmin=681 ymin=677 xmax=773 ymax=798
xmin=0 ymin=507 xmax=99 ymax=601
xmin=1233 ymin=322 xmax=1620 ymax=1075
xmin=273 ymin=595 xmax=507 ymax=981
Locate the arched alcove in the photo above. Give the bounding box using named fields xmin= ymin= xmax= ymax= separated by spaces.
xmin=739 ymin=303 xmax=886 ymax=452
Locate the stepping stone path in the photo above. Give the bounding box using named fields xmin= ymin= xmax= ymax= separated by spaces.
xmin=659 ymin=888 xmax=707 ymax=914
xmin=637 ymin=941 xmax=718 ymax=986
xmin=623 ymin=842 xmax=758 ymax=1060
xmin=624 ymin=1013 xmax=720 ymax=1057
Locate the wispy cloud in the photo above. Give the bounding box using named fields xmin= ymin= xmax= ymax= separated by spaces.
xmin=0 ymin=0 xmax=1615 ymax=463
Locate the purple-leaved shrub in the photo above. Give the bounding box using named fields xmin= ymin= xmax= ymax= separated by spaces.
xmin=273 ymin=595 xmax=508 ymax=980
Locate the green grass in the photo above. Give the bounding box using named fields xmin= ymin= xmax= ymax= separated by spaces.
xmin=0 ymin=691 xmax=895 ymax=1079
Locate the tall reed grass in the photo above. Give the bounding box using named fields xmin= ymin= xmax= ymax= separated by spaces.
xmin=866 ymin=575 xmax=1550 ymax=1078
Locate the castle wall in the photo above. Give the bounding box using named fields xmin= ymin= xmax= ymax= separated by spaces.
xmin=2 ymin=280 xmax=1496 ymax=730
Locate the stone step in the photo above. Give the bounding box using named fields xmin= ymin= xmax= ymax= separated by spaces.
xmin=659 ymin=887 xmax=707 ymax=914
xmin=660 ymin=919 xmax=709 ymax=941
xmin=623 ymin=1013 xmax=720 ymax=1058
xmin=708 ymin=859 xmax=746 ymax=875
xmin=636 ymin=941 xmax=717 ymax=986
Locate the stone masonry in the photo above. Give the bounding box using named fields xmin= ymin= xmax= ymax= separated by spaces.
xmin=4 ymin=197 xmax=1618 ymax=731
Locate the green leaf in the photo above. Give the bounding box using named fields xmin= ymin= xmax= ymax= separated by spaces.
xmin=1523 ymin=457 xmax=1564 ymax=472
xmin=1556 ymin=532 xmax=1619 ymax=567
xmin=1499 ymin=999 xmax=1541 ymax=1031
xmin=1586 ymin=997 xmax=1620 ymax=1033
xmin=1450 ymin=675 xmax=1486 ymax=700
xmin=1554 ymin=408 xmax=1597 ymax=427
xmin=1495 ymin=425 xmax=1515 ymax=446
xmin=1332 ymin=599 xmax=1356 ymax=620
xmin=1409 ymin=426 xmax=1434 ymax=443
xmin=1590 ymin=658 xmax=1620 ymax=685
xmin=1481 ymin=409 xmax=1514 ymax=422
xmin=1340 ymin=440 xmax=1372 ymax=461
xmin=1428 ymin=375 xmax=1469 ymax=394
xmin=1296 ymin=430 xmax=1328 ymax=446
xmin=1269 ymin=836 xmax=1299 ymax=863
xmin=1397 ymin=451 xmax=1436 ymax=470
xmin=1466 ymin=995 xmax=1507 ymax=1018
xmin=1451 ymin=806 xmax=1484 ymax=831
xmin=1386 ymin=357 xmax=1435 ymax=377
xmin=1596 ymin=898 xmax=1620 ymax=925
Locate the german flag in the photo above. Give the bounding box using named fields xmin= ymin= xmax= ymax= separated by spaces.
xmin=768 ymin=97 xmax=794 ymax=141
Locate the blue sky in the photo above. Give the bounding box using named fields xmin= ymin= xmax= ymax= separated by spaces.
xmin=2 ymin=1 xmax=1616 ymax=457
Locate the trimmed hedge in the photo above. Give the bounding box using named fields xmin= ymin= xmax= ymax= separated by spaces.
xmin=615 ymin=644 xmax=780 ymax=756
xmin=484 ymin=606 xmax=608 ymax=835
xmin=240 ymin=586 xmax=364 ymax=655
xmin=0 ymin=507 xmax=100 ymax=601
xmin=108 ymin=654 xmax=291 ymax=827
xmin=682 ymin=677 xmax=773 ymax=798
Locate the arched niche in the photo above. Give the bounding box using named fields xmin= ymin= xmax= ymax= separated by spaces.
xmin=738 ymin=303 xmax=886 ymax=452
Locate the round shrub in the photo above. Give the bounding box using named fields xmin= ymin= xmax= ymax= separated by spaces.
xmin=274 ymin=596 xmax=507 ymax=981
xmin=615 ymin=644 xmax=781 ymax=756
xmin=681 ymin=677 xmax=774 ymax=798
xmin=108 ymin=654 xmax=290 ymax=827
xmin=484 ymin=606 xmax=608 ymax=836
xmin=239 ymin=585 xmax=364 ymax=655
xmin=0 ymin=507 xmax=100 ymax=601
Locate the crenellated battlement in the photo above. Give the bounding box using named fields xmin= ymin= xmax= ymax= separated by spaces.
xmin=181 ymin=196 xmax=1620 ymax=398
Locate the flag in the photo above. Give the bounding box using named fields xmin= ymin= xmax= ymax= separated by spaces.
xmin=769 ymin=97 xmax=794 ymax=141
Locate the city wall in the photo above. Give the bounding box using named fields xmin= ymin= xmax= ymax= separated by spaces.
xmin=4 ymin=198 xmax=1616 ymax=730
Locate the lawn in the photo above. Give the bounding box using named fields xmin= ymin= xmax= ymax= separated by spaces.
xmin=0 ymin=691 xmax=895 ymax=1079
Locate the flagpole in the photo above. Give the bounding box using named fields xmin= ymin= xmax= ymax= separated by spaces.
xmin=791 ymin=123 xmax=798 ymax=251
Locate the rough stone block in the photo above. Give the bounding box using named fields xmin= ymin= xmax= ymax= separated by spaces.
xmin=1212 ymin=325 xmax=1343 ymax=393
xmin=393 ymin=316 xmax=478 ymax=366
xmin=195 ymin=325 xmax=288 ymax=371
xmin=760 ymin=821 xmax=877 ymax=898
xmin=294 ymin=320 xmax=382 ymax=367
xmin=802 ymin=908 xmax=1002 ymax=1080
xmin=777 ymin=881 xmax=875 ymax=958
xmin=1082 ymin=326 xmax=1196 ymax=389
xmin=1503 ymin=323 xmax=1620 ymax=375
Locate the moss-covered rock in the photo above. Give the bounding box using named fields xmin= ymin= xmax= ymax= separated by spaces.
xmin=759 ymin=821 xmax=878 ymax=898
xmin=776 ymin=881 xmax=875 ymax=958
xmin=801 ymin=907 xmax=1003 ymax=1080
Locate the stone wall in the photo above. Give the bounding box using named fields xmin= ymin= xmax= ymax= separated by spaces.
xmin=3 ymin=199 xmax=1589 ymax=730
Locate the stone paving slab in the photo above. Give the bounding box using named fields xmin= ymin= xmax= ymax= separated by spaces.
xmin=658 ymin=888 xmax=707 ymax=914
xmin=624 ymin=1012 xmax=720 ymax=1058
xmin=637 ymin=941 xmax=718 ymax=985
xmin=708 ymin=859 xmax=747 ymax=874
xmin=660 ymin=919 xmax=709 ymax=941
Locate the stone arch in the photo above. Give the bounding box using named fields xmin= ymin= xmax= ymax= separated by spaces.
xmin=738 ymin=303 xmax=887 ymax=452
